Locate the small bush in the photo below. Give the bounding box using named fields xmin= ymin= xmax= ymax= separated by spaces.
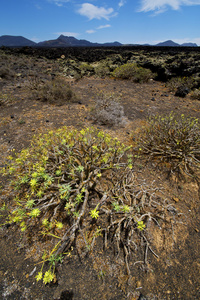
xmin=166 ymin=76 xmax=196 ymax=93
xmin=0 ymin=66 xmax=15 ymax=80
xmin=90 ymin=93 xmax=127 ymax=127
xmin=0 ymin=92 xmax=15 ymax=106
xmin=112 ymin=63 xmax=153 ymax=83
xmin=134 ymin=112 xmax=200 ymax=173
xmin=190 ymin=88 xmax=200 ymax=100
xmin=94 ymin=64 xmax=110 ymax=78
xmin=1 ymin=127 xmax=178 ymax=284
xmin=79 ymin=63 xmax=94 ymax=76
xmin=166 ymin=76 xmax=197 ymax=98
xmin=31 ymin=77 xmax=76 ymax=105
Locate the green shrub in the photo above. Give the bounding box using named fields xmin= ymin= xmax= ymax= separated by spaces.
xmin=166 ymin=76 xmax=196 ymax=92
xmin=79 ymin=63 xmax=94 ymax=76
xmin=112 ymin=63 xmax=153 ymax=82
xmin=94 ymin=64 xmax=110 ymax=78
xmin=134 ymin=112 xmax=200 ymax=173
xmin=31 ymin=77 xmax=76 ymax=105
xmin=1 ymin=127 xmax=180 ymax=283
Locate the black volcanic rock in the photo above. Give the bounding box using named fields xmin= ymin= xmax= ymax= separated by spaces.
xmin=175 ymin=86 xmax=190 ymax=97
xmin=0 ymin=35 xmax=36 ymax=47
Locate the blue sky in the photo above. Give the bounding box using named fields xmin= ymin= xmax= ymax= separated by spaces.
xmin=1 ymin=0 xmax=200 ymax=45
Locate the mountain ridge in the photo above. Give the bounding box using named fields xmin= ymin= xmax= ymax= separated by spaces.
xmin=0 ymin=35 xmax=36 ymax=47
xmin=0 ymin=35 xmax=198 ymax=47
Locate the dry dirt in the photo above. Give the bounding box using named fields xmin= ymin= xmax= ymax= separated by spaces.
xmin=0 ymin=74 xmax=200 ymax=299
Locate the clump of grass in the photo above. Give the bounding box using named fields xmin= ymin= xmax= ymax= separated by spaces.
xmin=90 ymin=92 xmax=127 ymax=127
xmin=112 ymin=63 xmax=154 ymax=83
xmin=166 ymin=76 xmax=196 ymax=92
xmin=134 ymin=112 xmax=200 ymax=174
xmin=31 ymin=77 xmax=76 ymax=105
xmin=190 ymin=88 xmax=200 ymax=100
xmin=1 ymin=127 xmax=180 ymax=284
xmin=0 ymin=66 xmax=15 ymax=80
xmin=0 ymin=92 xmax=15 ymax=106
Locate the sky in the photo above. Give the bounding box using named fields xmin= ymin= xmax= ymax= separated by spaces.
xmin=1 ymin=0 xmax=200 ymax=45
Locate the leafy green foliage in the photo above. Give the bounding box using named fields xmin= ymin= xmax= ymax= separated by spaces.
xmin=1 ymin=126 xmax=180 ymax=283
xmin=112 ymin=63 xmax=153 ymax=82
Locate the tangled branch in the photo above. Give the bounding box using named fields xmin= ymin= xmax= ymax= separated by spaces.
xmin=1 ymin=127 xmax=181 ymax=284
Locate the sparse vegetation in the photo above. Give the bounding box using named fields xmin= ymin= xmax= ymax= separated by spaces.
xmin=0 ymin=47 xmax=200 ymax=298
xmin=90 ymin=92 xmax=127 ymax=127
xmin=79 ymin=62 xmax=94 ymax=77
xmin=166 ymin=76 xmax=196 ymax=92
xmin=134 ymin=112 xmax=200 ymax=173
xmin=94 ymin=63 xmax=110 ymax=78
xmin=0 ymin=92 xmax=15 ymax=106
xmin=0 ymin=66 xmax=15 ymax=80
xmin=30 ymin=77 xmax=76 ymax=105
xmin=166 ymin=76 xmax=197 ymax=97
xmin=190 ymin=88 xmax=200 ymax=100
xmin=1 ymin=127 xmax=179 ymax=284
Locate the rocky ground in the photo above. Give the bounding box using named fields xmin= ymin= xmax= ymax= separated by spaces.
xmin=0 ymin=48 xmax=200 ymax=299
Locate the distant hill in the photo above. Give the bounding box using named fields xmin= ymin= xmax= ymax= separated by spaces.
xmin=155 ymin=39 xmax=198 ymax=47
xmin=0 ymin=35 xmax=198 ymax=47
xmin=38 ymin=35 xmax=122 ymax=47
xmin=155 ymin=40 xmax=180 ymax=47
xmin=181 ymin=42 xmax=198 ymax=47
xmin=0 ymin=35 xmax=36 ymax=47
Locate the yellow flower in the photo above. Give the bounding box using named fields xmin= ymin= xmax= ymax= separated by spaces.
xmin=56 ymin=222 xmax=63 ymax=229
xmin=35 ymin=271 xmax=43 ymax=282
xmin=30 ymin=208 xmax=40 ymax=218
xmin=43 ymin=270 xmax=54 ymax=284
xmin=30 ymin=178 xmax=37 ymax=188
xmin=137 ymin=220 xmax=145 ymax=231
xmin=90 ymin=208 xmax=99 ymax=219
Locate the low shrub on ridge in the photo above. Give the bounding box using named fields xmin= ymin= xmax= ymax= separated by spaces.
xmin=112 ymin=63 xmax=153 ymax=83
